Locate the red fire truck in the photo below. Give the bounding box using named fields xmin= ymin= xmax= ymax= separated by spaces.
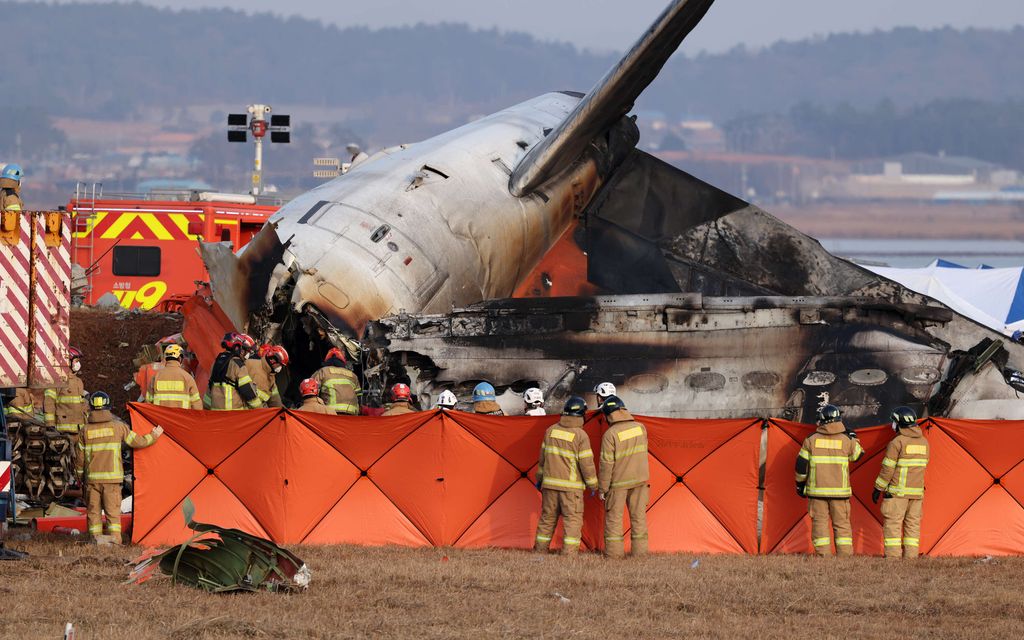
xmin=67 ymin=186 xmax=282 ymax=311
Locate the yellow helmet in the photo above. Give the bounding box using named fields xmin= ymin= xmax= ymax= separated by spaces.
xmin=89 ymin=391 xmax=111 ymax=411
xmin=164 ymin=344 xmax=184 ymax=360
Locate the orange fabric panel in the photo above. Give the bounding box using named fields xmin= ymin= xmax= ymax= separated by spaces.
xmin=918 ymin=425 xmax=993 ymax=554
xmin=132 ymin=404 xmax=277 ymax=469
xmin=447 ymin=412 xmax=554 ymax=471
xmin=303 ymin=477 xmax=431 ymax=547
xmin=455 ymin=478 xmax=543 ymax=549
xmin=293 ymin=410 xmax=431 ymax=470
xmin=129 ymin=406 xmax=208 ymax=543
xmin=928 ymin=487 xmax=1024 ymax=557
xmin=645 ymin=484 xmax=745 ymax=554
xmin=136 ymin=475 xmax=270 ymax=546
xmin=180 ymin=291 xmax=235 ymax=392
xmin=932 ymin=418 xmax=1024 ymax=478
xmin=683 ymin=423 xmax=762 ymax=553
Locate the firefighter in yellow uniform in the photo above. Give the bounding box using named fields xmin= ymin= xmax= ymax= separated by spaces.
xmin=534 ymin=396 xmax=597 ymax=555
xmin=296 ymin=379 xmax=333 ymax=414
xmin=795 ymin=404 xmax=864 ymax=557
xmin=380 ymin=383 xmax=416 ymax=416
xmin=145 ymin=344 xmax=202 ymax=409
xmin=44 ymin=347 xmax=87 ymax=441
xmin=76 ymin=392 xmax=162 ymax=543
xmin=204 ymin=333 xmax=261 ymax=410
xmin=4 ymin=388 xmax=35 ymax=420
xmin=246 ymin=345 xmax=287 ymax=408
xmin=311 ymin=347 xmax=360 ymax=415
xmin=0 ymin=164 xmax=24 ymax=225
xmin=873 ymin=406 xmax=929 ymax=559
xmin=598 ymin=395 xmax=649 ymax=558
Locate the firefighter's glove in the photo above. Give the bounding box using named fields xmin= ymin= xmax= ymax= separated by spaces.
xmin=846 ymin=429 xmax=858 ymax=439
xmin=872 ymin=488 xmax=881 ymax=504
xmin=151 ymin=425 xmax=164 ymax=438
xmin=534 ymin=479 xmax=542 ymax=491
xmin=598 ymin=491 xmax=606 ymax=502
xmin=796 ymin=483 xmax=805 ymax=497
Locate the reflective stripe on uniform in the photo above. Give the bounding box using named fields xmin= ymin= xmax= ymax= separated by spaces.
xmin=896 ymin=459 xmax=928 ymax=467
xmin=563 ymin=537 xmax=581 ymax=546
xmin=884 ymin=537 xmax=902 ymax=547
xmin=605 ymin=535 xmax=624 ymax=542
xmin=86 ymin=471 xmax=123 ymax=481
xmin=535 ymin=534 xmax=552 ymax=542
xmin=614 ymin=444 xmax=648 ymax=461
xmin=808 ymin=455 xmax=850 ymax=464
xmin=610 ymin=478 xmax=645 ymax=488
xmin=805 ymin=486 xmax=852 ymax=497
xmin=542 ymin=477 xmax=585 ymax=490
xmin=617 ymin=426 xmax=644 ymax=441
xmin=834 ymin=537 xmax=853 ymax=546
xmin=903 ymin=537 xmax=919 ymax=546
xmin=84 ymin=443 xmax=122 ymax=454
xmin=86 ymin=428 xmax=114 ymax=438
xmin=550 ymin=429 xmax=575 ymax=442
xmin=812 ymin=537 xmax=831 ymax=547
xmin=543 ymin=444 xmax=577 ymax=459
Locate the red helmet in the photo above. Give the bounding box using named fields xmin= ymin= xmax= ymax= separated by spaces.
xmin=221 ymin=332 xmax=242 ymax=350
xmin=299 ymin=378 xmax=320 ymax=397
xmin=257 ymin=343 xmax=272 ymax=358
xmin=325 ymin=347 xmax=346 ymax=364
xmin=237 ymin=333 xmax=257 ymax=352
xmin=68 ymin=346 xmax=83 ymax=360
xmin=266 ymin=345 xmax=289 ymax=366
xmin=391 ymin=383 xmax=412 ymax=402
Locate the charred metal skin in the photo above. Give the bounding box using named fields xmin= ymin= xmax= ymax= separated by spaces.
xmin=370 ymin=295 xmax=1024 ymax=427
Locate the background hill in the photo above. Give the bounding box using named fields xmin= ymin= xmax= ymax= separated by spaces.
xmin=5 ymin=2 xmax=1024 ymax=124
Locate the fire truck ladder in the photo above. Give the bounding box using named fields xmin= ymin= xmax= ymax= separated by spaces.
xmin=73 ymin=182 xmax=102 ymax=303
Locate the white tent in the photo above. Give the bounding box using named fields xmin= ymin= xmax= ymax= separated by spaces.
xmin=865 ymin=260 xmax=1024 ymax=337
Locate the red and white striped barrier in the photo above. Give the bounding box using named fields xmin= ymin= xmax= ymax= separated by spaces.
xmin=0 ymin=212 xmax=71 ymax=388
xmin=0 ymin=214 xmax=32 ymax=387
xmin=0 ymin=461 xmax=11 ymax=494
xmin=29 ymin=213 xmax=72 ymax=386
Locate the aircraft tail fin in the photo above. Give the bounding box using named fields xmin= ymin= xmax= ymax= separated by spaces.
xmin=509 ymin=0 xmax=716 ymax=197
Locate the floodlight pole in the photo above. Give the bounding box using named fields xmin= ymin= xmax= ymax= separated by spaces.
xmin=248 ymin=104 xmax=271 ymax=196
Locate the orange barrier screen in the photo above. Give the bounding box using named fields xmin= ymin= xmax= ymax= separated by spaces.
xmin=130 ymin=405 xmax=760 ymax=552
xmin=130 ymin=406 xmax=1024 ymax=556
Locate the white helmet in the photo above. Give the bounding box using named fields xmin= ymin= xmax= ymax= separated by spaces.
xmin=437 ymin=389 xmax=458 ymax=409
xmin=523 ymin=387 xmax=544 ymax=406
xmin=594 ymin=382 xmax=617 ymax=399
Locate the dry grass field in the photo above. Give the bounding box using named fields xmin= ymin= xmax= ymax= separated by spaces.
xmin=1 ymin=534 xmax=1022 ymax=639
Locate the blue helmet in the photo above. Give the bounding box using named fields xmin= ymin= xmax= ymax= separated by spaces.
xmin=472 ymin=382 xmax=496 ymax=402
xmin=1013 ymin=330 xmax=1023 ymax=343
xmin=1 ymin=164 xmax=23 ymax=182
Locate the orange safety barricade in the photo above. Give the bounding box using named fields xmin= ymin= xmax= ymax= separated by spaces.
xmin=130 ymin=404 xmax=761 ymax=552
xmin=130 ymin=405 xmax=1024 ymax=555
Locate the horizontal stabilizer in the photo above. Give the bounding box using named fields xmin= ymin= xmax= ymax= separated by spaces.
xmin=510 ymin=0 xmax=716 ymax=196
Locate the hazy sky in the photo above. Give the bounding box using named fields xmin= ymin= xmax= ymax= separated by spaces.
xmin=67 ymin=0 xmax=1024 ymax=52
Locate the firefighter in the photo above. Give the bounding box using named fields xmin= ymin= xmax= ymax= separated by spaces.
xmin=0 ymin=164 xmax=24 ymax=220
xmin=204 ymin=333 xmax=260 ymax=411
xmin=76 ymin=392 xmax=162 ymax=543
xmin=311 ymin=347 xmax=361 ymax=415
xmin=795 ymin=404 xmax=864 ymax=557
xmin=145 ymin=344 xmax=202 ymax=409
xmin=296 ymin=379 xmax=333 ymax=414
xmin=873 ymin=406 xmax=930 ymax=559
xmin=381 ymin=383 xmax=416 ymax=416
xmin=436 ymin=390 xmax=458 ymax=410
xmin=597 ymin=395 xmax=649 ymax=558
xmin=44 ymin=347 xmax=87 ymax=441
xmin=471 ymin=382 xmax=503 ymax=415
xmin=523 ymin=387 xmax=546 ymax=416
xmin=534 ymin=396 xmax=597 ymax=555
xmin=3 ymin=387 xmax=35 ymax=420
xmin=594 ymin=382 xmax=616 ymax=407
xmin=246 ymin=344 xmax=287 ymax=408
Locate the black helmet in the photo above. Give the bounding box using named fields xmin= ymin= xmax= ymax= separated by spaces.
xmin=816 ymin=404 xmax=841 ymax=426
xmin=891 ymin=406 xmax=917 ymax=430
xmin=562 ymin=396 xmax=587 ymax=418
xmin=600 ymin=394 xmax=625 ymax=417
xmin=89 ymin=391 xmax=111 ymax=411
